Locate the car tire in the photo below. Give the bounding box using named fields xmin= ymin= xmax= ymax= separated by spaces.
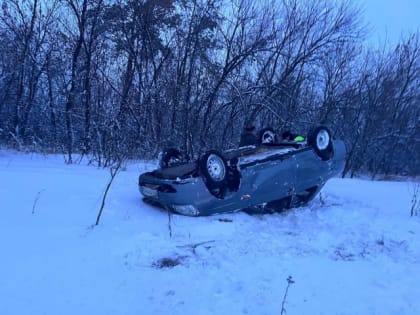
xmin=159 ymin=147 xmax=182 ymax=168
xmin=199 ymin=150 xmax=227 ymax=197
xmin=308 ymin=126 xmax=333 ymax=160
xmin=259 ymin=127 xmax=277 ymax=145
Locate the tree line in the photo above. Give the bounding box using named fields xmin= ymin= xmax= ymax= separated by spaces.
xmin=0 ymin=0 xmax=418 ymax=177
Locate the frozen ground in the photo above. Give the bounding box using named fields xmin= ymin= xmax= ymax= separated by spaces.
xmin=0 ymin=150 xmax=419 ymax=315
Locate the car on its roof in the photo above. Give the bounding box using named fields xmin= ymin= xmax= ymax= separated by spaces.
xmin=138 ymin=125 xmax=346 ymax=216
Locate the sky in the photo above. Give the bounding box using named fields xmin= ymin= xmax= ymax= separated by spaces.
xmin=358 ymin=0 xmax=419 ymax=47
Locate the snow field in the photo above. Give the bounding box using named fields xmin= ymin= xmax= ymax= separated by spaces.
xmin=0 ymin=151 xmax=419 ymax=315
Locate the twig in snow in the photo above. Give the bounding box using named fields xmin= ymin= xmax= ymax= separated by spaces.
xmin=177 ymin=240 xmax=216 ymax=255
xmin=95 ymin=161 xmax=122 ymax=226
xmin=319 ymin=191 xmax=325 ymax=206
xmin=166 ymin=206 xmax=173 ymax=239
xmin=6 ymin=158 xmax=13 ymax=168
xmin=409 ymin=183 xmax=419 ymax=217
xmin=281 ymin=276 xmax=295 ymax=315
xmin=32 ymin=189 xmax=46 ymax=214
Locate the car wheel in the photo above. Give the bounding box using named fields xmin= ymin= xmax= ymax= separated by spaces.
xmin=308 ymin=126 xmax=333 ymax=160
xmin=200 ymin=150 xmax=227 ymax=197
xmin=159 ymin=148 xmax=182 ymax=168
xmin=259 ymin=127 xmax=277 ymax=144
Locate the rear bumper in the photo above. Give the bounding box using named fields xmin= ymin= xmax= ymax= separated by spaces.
xmin=139 ymin=174 xmax=215 ymax=215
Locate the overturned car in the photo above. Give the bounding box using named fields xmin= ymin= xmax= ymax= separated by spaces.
xmin=139 ymin=126 xmax=346 ymax=216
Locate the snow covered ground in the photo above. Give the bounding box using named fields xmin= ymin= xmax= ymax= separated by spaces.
xmin=1 ymin=150 xmax=419 ymax=315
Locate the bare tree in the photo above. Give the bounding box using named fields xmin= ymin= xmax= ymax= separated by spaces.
xmin=0 ymin=0 xmax=58 ymax=144
xmin=63 ymin=0 xmax=88 ymax=163
xmin=0 ymin=0 xmax=418 ymax=178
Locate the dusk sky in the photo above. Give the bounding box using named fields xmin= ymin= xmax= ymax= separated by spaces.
xmin=358 ymin=0 xmax=419 ymax=47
